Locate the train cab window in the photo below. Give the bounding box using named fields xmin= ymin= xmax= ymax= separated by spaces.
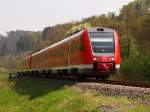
xmin=89 ymin=32 xmax=114 ymax=55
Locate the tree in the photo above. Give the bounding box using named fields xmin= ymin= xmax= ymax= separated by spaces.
xmin=0 ymin=43 xmax=9 ymax=56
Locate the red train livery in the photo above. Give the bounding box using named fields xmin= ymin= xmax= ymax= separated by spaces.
xmin=17 ymin=27 xmax=121 ymax=78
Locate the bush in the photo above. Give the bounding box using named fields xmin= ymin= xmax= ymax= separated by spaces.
xmin=121 ymin=54 xmax=150 ymax=82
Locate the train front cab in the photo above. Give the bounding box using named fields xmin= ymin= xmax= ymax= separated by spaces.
xmin=88 ymin=27 xmax=120 ymax=75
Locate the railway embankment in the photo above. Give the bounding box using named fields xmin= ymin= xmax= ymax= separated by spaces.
xmin=1 ymin=74 xmax=150 ymax=112
xmin=75 ymin=82 xmax=150 ymax=105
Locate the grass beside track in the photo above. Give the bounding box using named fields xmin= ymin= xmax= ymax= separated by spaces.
xmin=0 ymin=74 xmax=150 ymax=112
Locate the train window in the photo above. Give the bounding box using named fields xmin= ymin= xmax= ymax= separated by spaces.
xmin=89 ymin=32 xmax=114 ymax=54
xmin=89 ymin=32 xmax=113 ymax=37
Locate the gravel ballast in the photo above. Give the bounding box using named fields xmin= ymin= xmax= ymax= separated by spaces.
xmin=75 ymin=82 xmax=150 ymax=105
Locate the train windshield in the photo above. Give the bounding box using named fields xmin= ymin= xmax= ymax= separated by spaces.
xmin=89 ymin=32 xmax=114 ymax=55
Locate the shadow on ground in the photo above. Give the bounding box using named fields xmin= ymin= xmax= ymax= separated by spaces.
xmin=10 ymin=76 xmax=76 ymax=100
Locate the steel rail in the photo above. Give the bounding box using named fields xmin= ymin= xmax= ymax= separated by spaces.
xmin=79 ymin=79 xmax=150 ymax=88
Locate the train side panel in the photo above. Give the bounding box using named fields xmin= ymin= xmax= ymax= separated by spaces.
xmin=47 ymin=42 xmax=69 ymax=68
xmin=29 ymin=32 xmax=84 ymax=70
xmin=69 ymin=34 xmax=84 ymax=66
xmin=114 ymin=30 xmax=121 ymax=70
xmin=82 ymin=30 xmax=93 ymax=64
xmin=30 ymin=30 xmax=93 ymax=71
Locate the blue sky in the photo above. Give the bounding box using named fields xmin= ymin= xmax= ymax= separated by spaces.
xmin=0 ymin=0 xmax=134 ymax=35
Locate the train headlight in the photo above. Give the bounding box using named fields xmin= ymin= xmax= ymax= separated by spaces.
xmin=111 ymin=57 xmax=115 ymax=61
xmin=93 ymin=58 xmax=97 ymax=61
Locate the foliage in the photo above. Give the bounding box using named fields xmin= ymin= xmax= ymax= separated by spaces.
xmin=65 ymin=23 xmax=92 ymax=36
xmin=0 ymin=74 xmax=150 ymax=112
xmin=16 ymin=32 xmax=41 ymax=53
xmin=121 ymin=55 xmax=150 ymax=82
xmin=42 ymin=23 xmax=75 ymax=45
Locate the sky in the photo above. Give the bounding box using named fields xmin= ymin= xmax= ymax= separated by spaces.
xmin=0 ymin=0 xmax=134 ymax=35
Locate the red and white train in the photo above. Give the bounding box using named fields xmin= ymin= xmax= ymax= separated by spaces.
xmin=17 ymin=27 xmax=121 ymax=79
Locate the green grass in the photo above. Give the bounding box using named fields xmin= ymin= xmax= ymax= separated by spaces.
xmin=0 ymin=74 xmax=150 ymax=112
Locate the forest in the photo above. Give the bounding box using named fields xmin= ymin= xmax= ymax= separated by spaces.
xmin=0 ymin=0 xmax=150 ymax=81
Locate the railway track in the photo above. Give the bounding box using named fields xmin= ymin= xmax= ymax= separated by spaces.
xmin=79 ymin=79 xmax=150 ymax=88
xmin=11 ymin=73 xmax=150 ymax=88
xmin=101 ymin=80 xmax=150 ymax=88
